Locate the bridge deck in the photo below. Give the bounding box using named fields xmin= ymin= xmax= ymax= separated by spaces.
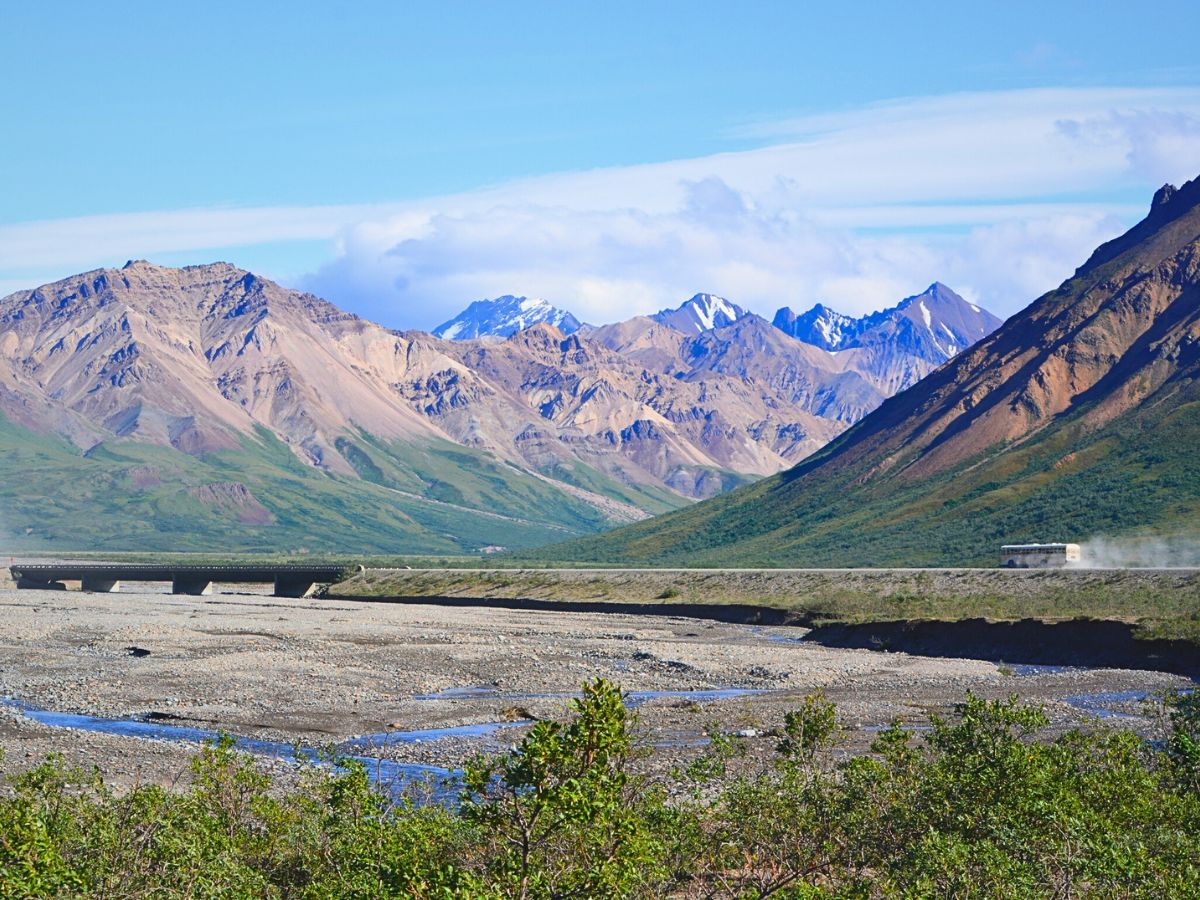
xmin=8 ymin=563 xmax=352 ymax=597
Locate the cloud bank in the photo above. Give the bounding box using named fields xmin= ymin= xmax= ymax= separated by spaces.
xmin=303 ymin=87 xmax=1200 ymax=326
xmin=4 ymin=86 xmax=1200 ymax=328
xmin=306 ymin=186 xmax=1131 ymax=328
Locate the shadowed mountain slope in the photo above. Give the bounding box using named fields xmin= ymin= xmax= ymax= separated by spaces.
xmin=541 ymin=178 xmax=1200 ymax=566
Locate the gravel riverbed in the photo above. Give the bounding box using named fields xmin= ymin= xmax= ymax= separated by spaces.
xmin=0 ymin=585 xmax=1190 ymax=791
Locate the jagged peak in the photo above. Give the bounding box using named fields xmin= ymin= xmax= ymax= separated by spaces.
xmin=1152 ymin=183 xmax=1177 ymax=210
xmin=680 ymin=291 xmax=738 ymax=313
xmin=119 ymin=259 xmax=250 ymax=277
xmin=651 ymin=292 xmax=747 ymax=334
xmin=1152 ymin=174 xmax=1200 ymax=215
xmin=897 ymin=282 xmax=960 ymax=307
xmin=803 ymin=301 xmax=853 ymax=319
xmin=1076 ymin=173 xmax=1200 ymax=277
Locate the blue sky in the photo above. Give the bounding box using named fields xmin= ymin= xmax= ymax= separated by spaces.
xmin=3 ymin=1 xmax=1199 ymax=325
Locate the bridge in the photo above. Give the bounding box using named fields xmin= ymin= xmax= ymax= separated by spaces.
xmin=7 ymin=563 xmax=355 ymax=598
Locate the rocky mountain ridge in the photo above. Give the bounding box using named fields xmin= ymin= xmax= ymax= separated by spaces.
xmin=438 ymin=283 xmax=999 ymax=400
xmin=0 ymin=259 xmax=1001 ymax=552
xmin=773 ymin=283 xmax=1003 ymax=393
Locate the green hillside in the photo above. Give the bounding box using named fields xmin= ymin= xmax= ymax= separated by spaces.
xmin=0 ymin=417 xmax=685 ymax=555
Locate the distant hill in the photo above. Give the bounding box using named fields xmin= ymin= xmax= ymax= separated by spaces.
xmin=542 ymin=177 xmax=1200 ymax=566
xmin=432 ymin=295 xmax=582 ymax=339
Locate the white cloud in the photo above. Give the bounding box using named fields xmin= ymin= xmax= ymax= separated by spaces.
xmin=301 ymin=190 xmax=1132 ymax=325
xmin=1055 ymin=108 xmax=1200 ymax=185
xmin=3 ymin=86 xmax=1199 ymax=325
xmin=301 ymin=86 xmax=1200 ymax=326
xmin=0 ymin=203 xmax=401 ymax=272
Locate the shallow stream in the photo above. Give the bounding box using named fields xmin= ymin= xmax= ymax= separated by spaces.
xmin=0 ymin=687 xmax=764 ymax=803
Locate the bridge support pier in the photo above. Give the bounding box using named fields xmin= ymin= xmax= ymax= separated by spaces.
xmin=273 ymin=576 xmax=317 ymax=598
xmin=81 ymin=577 xmax=120 ymax=593
xmin=16 ymin=576 xmax=66 ymax=591
xmin=11 ymin=564 xmax=344 ymax=597
xmin=172 ymin=578 xmax=213 ymax=596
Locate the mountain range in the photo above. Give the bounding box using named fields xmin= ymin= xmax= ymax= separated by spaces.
xmin=775 ymin=283 xmax=1003 ymax=394
xmin=0 ymin=257 xmax=998 ymax=553
xmin=545 ymin=177 xmax=1200 ymax=566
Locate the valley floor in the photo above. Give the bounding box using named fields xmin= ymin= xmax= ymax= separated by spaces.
xmin=0 ymin=584 xmax=1191 ymax=791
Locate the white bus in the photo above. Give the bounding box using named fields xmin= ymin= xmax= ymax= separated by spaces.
xmin=1000 ymin=543 xmax=1082 ymax=568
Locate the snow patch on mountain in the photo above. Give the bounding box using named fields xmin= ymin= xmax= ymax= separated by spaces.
xmin=770 ymin=303 xmax=859 ymax=351
xmin=651 ymin=293 xmax=748 ymax=335
xmin=433 ymin=295 xmax=582 ymax=340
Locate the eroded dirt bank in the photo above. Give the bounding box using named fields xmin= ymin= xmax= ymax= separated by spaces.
xmin=0 ymin=585 xmax=1192 ymax=792
xmin=804 ymin=618 xmax=1200 ymax=676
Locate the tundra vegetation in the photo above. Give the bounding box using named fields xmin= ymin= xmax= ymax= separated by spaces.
xmin=1 ymin=680 xmax=1198 ymax=898
xmin=337 ymin=567 xmax=1200 ymax=646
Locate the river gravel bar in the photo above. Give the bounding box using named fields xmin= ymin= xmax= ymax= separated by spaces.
xmin=0 ymin=585 xmax=1191 ymax=790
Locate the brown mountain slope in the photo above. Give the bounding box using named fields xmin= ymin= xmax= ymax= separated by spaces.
xmin=543 ymin=177 xmax=1200 ymax=565
xmin=825 ymin=176 xmax=1200 ymax=482
xmin=419 ymin=321 xmax=845 ymax=497
xmin=587 ymin=314 xmax=885 ymax=427
xmin=0 ymin=263 xmax=676 ymax=550
xmin=0 ymin=261 xmax=448 ymax=469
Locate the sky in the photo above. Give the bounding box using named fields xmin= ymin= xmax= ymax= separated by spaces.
xmin=2 ymin=1 xmax=1199 ymax=328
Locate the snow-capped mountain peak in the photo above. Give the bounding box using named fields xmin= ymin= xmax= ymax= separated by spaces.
xmin=772 ymin=302 xmax=859 ymax=351
xmin=650 ymin=292 xmax=748 ymax=335
xmin=773 ymin=282 xmax=1003 ymax=366
xmin=432 ymin=295 xmax=583 ymax=340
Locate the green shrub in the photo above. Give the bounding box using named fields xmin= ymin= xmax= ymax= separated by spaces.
xmin=2 ymin=685 xmax=1198 ymax=897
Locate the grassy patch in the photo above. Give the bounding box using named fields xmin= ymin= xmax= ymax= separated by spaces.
xmin=0 ymin=418 xmax=647 ymax=555
xmin=333 ymin=567 xmax=1200 ymax=645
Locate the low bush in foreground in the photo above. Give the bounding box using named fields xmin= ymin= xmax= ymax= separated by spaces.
xmin=1 ymin=681 xmax=1198 ymax=897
